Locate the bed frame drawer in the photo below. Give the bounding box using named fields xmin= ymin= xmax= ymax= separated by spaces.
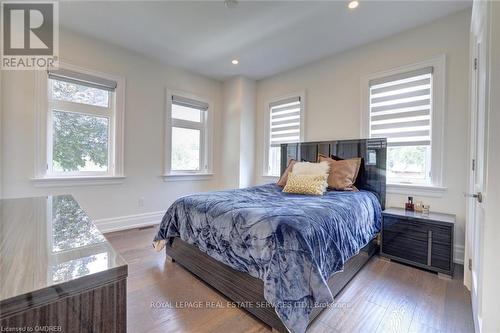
xmin=380 ymin=208 xmax=455 ymax=277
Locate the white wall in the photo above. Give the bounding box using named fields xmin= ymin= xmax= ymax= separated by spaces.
xmin=1 ymin=28 xmax=224 ymax=232
xmin=255 ymin=10 xmax=471 ymax=262
xmin=238 ymin=78 xmax=257 ymax=188
xmin=221 ymin=78 xmax=242 ymax=189
xmin=221 ymin=76 xmax=256 ymax=189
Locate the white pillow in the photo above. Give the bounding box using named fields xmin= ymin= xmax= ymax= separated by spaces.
xmin=291 ymin=161 xmax=330 ymax=176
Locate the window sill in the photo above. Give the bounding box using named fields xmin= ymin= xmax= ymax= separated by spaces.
xmin=31 ymin=175 xmax=125 ymax=188
xmin=387 ymin=183 xmax=447 ymax=198
xmin=162 ymin=173 xmax=214 ymax=182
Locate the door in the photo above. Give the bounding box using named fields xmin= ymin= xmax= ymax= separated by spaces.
xmin=466 ymin=4 xmax=489 ymax=331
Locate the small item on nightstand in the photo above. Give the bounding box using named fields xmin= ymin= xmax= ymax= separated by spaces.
xmin=415 ymin=200 xmax=423 ymax=213
xmin=422 ymin=204 xmax=430 ymax=215
xmin=405 ymin=196 xmax=415 ymax=211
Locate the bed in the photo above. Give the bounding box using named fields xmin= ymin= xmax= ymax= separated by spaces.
xmin=154 ymin=138 xmax=386 ymax=333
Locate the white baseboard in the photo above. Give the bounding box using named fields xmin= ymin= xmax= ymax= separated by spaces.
xmin=454 ymin=244 xmax=465 ymax=265
xmin=94 ymin=211 xmax=164 ymax=234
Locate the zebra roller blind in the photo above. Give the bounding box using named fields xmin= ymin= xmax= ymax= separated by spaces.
xmin=267 ymin=96 xmax=302 ymax=176
xmin=369 ymin=67 xmax=433 ymax=147
xmin=269 ymin=96 xmax=301 ymax=146
xmin=48 ymin=68 xmax=117 ymax=91
xmin=172 ymin=95 xmax=209 ymax=111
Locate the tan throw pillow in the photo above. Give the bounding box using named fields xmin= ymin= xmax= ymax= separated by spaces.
xmin=318 ymin=154 xmax=361 ymax=191
xmin=277 ymin=159 xmax=297 ymax=187
xmin=282 ymin=173 xmax=328 ymax=195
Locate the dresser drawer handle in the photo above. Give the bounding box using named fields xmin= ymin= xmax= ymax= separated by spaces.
xmin=427 ymin=230 xmax=433 ymax=266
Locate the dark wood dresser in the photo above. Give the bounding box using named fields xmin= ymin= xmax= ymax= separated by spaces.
xmin=381 ymin=207 xmax=455 ymax=278
xmin=0 ymin=195 xmax=128 ymax=332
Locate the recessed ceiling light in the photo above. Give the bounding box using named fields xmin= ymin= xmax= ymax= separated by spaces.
xmin=348 ymin=0 xmax=359 ymax=9
xmin=231 ymin=59 xmax=239 ymax=65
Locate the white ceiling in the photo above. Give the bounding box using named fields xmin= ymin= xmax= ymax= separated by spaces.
xmin=60 ymin=1 xmax=471 ymax=80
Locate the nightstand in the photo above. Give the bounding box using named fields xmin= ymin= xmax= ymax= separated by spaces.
xmin=381 ymin=207 xmax=455 ymax=278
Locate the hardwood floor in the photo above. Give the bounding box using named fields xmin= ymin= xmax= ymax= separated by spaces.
xmin=105 ymin=226 xmax=474 ymax=333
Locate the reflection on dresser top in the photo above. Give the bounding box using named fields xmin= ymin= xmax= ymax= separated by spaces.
xmin=0 ymin=195 xmax=127 ymax=304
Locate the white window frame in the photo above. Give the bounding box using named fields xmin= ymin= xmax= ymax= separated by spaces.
xmin=163 ymin=89 xmax=213 ymax=181
xmin=361 ymin=55 xmax=447 ymax=196
xmin=32 ymin=61 xmax=125 ymax=187
xmin=263 ymin=91 xmax=306 ymax=178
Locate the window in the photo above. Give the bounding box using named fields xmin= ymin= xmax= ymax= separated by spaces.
xmin=48 ymin=69 xmax=116 ymax=175
xmin=264 ymin=94 xmax=304 ymax=177
xmin=165 ymin=92 xmax=211 ymax=177
xmin=363 ymin=56 xmax=445 ymax=187
xmin=33 ymin=63 xmax=125 ymax=185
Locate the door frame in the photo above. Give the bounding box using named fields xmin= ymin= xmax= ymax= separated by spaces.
xmin=465 ymin=2 xmax=491 ymax=332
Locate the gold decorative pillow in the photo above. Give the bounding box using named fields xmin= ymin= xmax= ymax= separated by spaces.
xmin=277 ymin=159 xmax=297 ymax=187
xmin=282 ymin=173 xmax=328 ymax=195
xmin=318 ymin=154 xmax=361 ymax=191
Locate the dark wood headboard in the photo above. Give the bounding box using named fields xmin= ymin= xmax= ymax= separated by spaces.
xmin=280 ymin=138 xmax=387 ymax=209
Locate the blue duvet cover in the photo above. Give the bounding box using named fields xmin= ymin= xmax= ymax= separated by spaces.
xmin=153 ymin=184 xmax=381 ymax=333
